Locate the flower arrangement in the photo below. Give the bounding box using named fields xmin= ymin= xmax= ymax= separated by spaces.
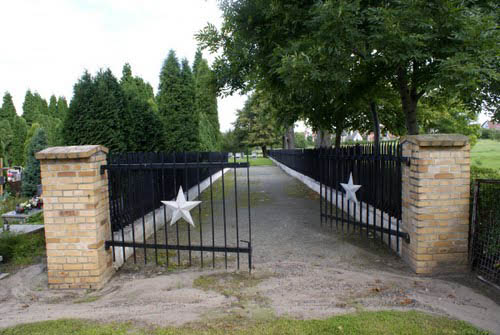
xmin=15 ymin=197 xmax=43 ymax=214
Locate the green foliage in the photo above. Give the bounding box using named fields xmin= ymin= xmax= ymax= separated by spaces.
xmin=0 ymin=231 xmax=45 ymax=265
xmin=198 ymin=0 xmax=499 ymax=136
xmin=0 ymin=92 xmax=17 ymax=121
xmin=22 ymin=91 xmax=49 ymax=126
xmin=294 ymin=132 xmax=314 ymax=149
xmin=480 ymin=128 xmax=500 ymax=141
xmin=195 ymin=56 xmax=220 ymax=151
xmin=21 ymin=128 xmax=48 ymax=197
xmin=48 ymin=95 xmax=58 ymax=117
xmin=10 ymin=116 xmax=27 ymax=166
xmin=0 ymin=119 xmax=13 ymax=163
xmin=220 ymin=130 xmax=243 ymax=153
xmin=63 ymin=69 xmax=130 ymax=152
xmin=158 ymin=51 xmax=201 ymax=152
xmin=120 ymin=63 xmax=166 ymax=152
xmin=234 ymin=91 xmax=281 ymax=156
xmin=56 ymin=96 xmax=69 ymax=120
xmin=419 ymin=97 xmax=481 ymax=147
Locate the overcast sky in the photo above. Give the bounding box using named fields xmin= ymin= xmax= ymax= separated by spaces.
xmin=0 ymin=0 xmax=246 ymax=132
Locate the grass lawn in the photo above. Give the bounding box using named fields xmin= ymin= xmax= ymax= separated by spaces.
xmin=230 ymin=157 xmax=274 ymax=166
xmin=0 ymin=311 xmax=488 ymax=335
xmin=471 ymin=139 xmax=500 ymax=170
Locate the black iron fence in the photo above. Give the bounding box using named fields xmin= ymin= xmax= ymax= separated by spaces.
xmin=101 ymin=152 xmax=252 ymax=270
xmin=471 ymin=179 xmax=500 ymax=286
xmin=269 ymin=143 xmax=409 ymax=251
xmin=105 ymin=152 xmax=227 ymax=233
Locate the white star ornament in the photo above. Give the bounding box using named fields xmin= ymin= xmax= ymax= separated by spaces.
xmin=340 ymin=173 xmax=362 ymax=203
xmin=161 ymin=187 xmax=201 ymax=227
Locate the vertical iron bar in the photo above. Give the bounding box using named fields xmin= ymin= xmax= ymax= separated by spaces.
xmin=118 ymin=163 xmax=126 ymax=263
xmin=197 ymin=152 xmax=203 ymax=268
xmin=173 ymin=154 xmax=180 ymax=266
xmin=319 ymin=149 xmax=323 ymax=226
xmin=107 ymin=153 xmax=116 ymax=262
xmin=247 ymin=149 xmax=252 ymax=272
xmin=209 ymin=154 xmax=216 ymax=268
xmin=127 ymin=154 xmax=137 ymax=264
xmin=151 ymin=161 xmax=158 ymax=265
xmin=234 ymin=151 xmax=240 ymax=269
xmin=162 ymin=152 xmax=169 ymax=267
xmin=221 ymin=152 xmax=228 ymax=269
xmin=184 ymin=152 xmax=192 ymax=266
xmin=140 ymin=161 xmax=147 ymax=264
xmin=380 ymin=146 xmax=384 ymax=243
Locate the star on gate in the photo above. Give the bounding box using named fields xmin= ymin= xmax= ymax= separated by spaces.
xmin=161 ymin=187 xmax=201 ymax=227
xmin=340 ymin=173 xmax=362 ymax=203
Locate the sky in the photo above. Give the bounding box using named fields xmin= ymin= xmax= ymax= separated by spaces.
xmin=0 ymin=0 xmax=246 ymax=132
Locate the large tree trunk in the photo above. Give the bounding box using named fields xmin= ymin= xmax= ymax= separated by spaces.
xmin=315 ymin=130 xmax=332 ymax=148
xmin=283 ymin=126 xmax=295 ymax=149
xmin=397 ymin=67 xmax=420 ymax=135
xmin=370 ymin=101 xmax=380 ymax=152
xmin=261 ymin=145 xmax=268 ymax=157
xmin=334 ymin=131 xmax=341 ymax=148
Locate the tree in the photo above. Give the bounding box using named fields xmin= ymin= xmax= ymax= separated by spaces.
xmin=22 ymin=128 xmax=48 ymax=197
xmin=0 ymin=120 xmax=13 ymax=164
xmin=0 ymin=92 xmax=17 ymax=121
xmin=11 ymin=116 xmax=27 ymax=166
xmin=194 ymin=55 xmax=220 ymax=151
xmin=63 ymin=70 xmax=129 ymax=152
xmin=234 ymin=91 xmax=280 ymax=156
xmin=157 ymin=51 xmax=200 ymax=152
xmin=48 ymin=95 xmax=58 ymax=118
xmin=56 ymin=96 xmax=69 ymax=120
xmin=198 ymin=0 xmax=499 ymax=135
xmin=120 ymin=63 xmax=166 ymax=152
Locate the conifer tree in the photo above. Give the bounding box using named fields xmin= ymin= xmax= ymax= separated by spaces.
xmin=120 ymin=63 xmax=166 ymax=152
xmin=63 ymin=70 xmax=128 ymax=152
xmin=158 ymin=50 xmax=191 ymax=152
xmin=179 ymin=58 xmax=199 ymax=150
xmin=11 ymin=116 xmax=27 ymax=166
xmin=56 ymin=97 xmax=69 ymax=120
xmin=0 ymin=92 xmax=17 ymax=121
xmin=22 ymin=90 xmax=36 ymax=126
xmin=21 ymin=128 xmax=47 ymax=197
xmin=194 ymin=58 xmax=220 ymax=150
xmin=48 ymin=95 xmax=58 ymax=117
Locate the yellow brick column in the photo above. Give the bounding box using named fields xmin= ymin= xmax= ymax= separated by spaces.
xmin=36 ymin=145 xmax=114 ymax=289
xmin=401 ymin=134 xmax=470 ymax=274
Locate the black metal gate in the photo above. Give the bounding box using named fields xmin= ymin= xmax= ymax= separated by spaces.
xmin=270 ymin=144 xmax=410 ymax=252
xmin=101 ymin=152 xmax=252 ymax=271
xmin=470 ymin=179 xmax=500 ymax=286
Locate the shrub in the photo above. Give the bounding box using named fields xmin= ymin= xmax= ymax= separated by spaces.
xmin=0 ymin=231 xmax=45 ymax=265
xmin=21 ymin=128 xmax=48 ymax=197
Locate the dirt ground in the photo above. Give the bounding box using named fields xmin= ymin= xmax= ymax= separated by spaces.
xmin=0 ymin=165 xmax=499 ymax=333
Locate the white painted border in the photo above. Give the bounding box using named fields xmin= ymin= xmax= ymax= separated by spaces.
xmin=270 ymin=157 xmax=403 ymax=254
xmin=111 ymin=168 xmax=230 ymax=268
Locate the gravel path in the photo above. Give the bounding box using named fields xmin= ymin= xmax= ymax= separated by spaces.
xmin=0 ymin=165 xmax=499 ymax=332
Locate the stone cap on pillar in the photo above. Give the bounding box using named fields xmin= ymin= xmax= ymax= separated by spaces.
xmin=400 ymin=134 xmax=469 ymax=147
xmin=36 ymin=145 xmax=109 ymax=160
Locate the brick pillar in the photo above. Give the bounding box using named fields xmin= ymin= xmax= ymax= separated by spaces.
xmin=401 ymin=134 xmax=470 ymax=274
xmin=36 ymin=145 xmax=113 ymax=289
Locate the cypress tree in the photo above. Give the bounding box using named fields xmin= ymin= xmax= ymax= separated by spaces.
xmin=0 ymin=92 xmax=17 ymax=121
xmin=120 ymin=63 xmax=165 ymax=152
xmin=179 ymin=58 xmax=199 ymax=150
xmin=48 ymin=95 xmax=58 ymax=117
xmin=0 ymin=120 xmax=13 ymax=165
xmin=21 ymin=128 xmax=48 ymax=197
xmin=56 ymin=96 xmax=69 ymax=121
xmin=157 ymin=50 xmax=185 ymax=152
xmin=11 ymin=116 xmax=27 ymax=166
xmin=22 ymin=90 xmax=36 ymax=126
xmin=63 ymin=69 xmax=128 ymax=152
xmin=194 ymin=58 xmax=221 ymax=150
